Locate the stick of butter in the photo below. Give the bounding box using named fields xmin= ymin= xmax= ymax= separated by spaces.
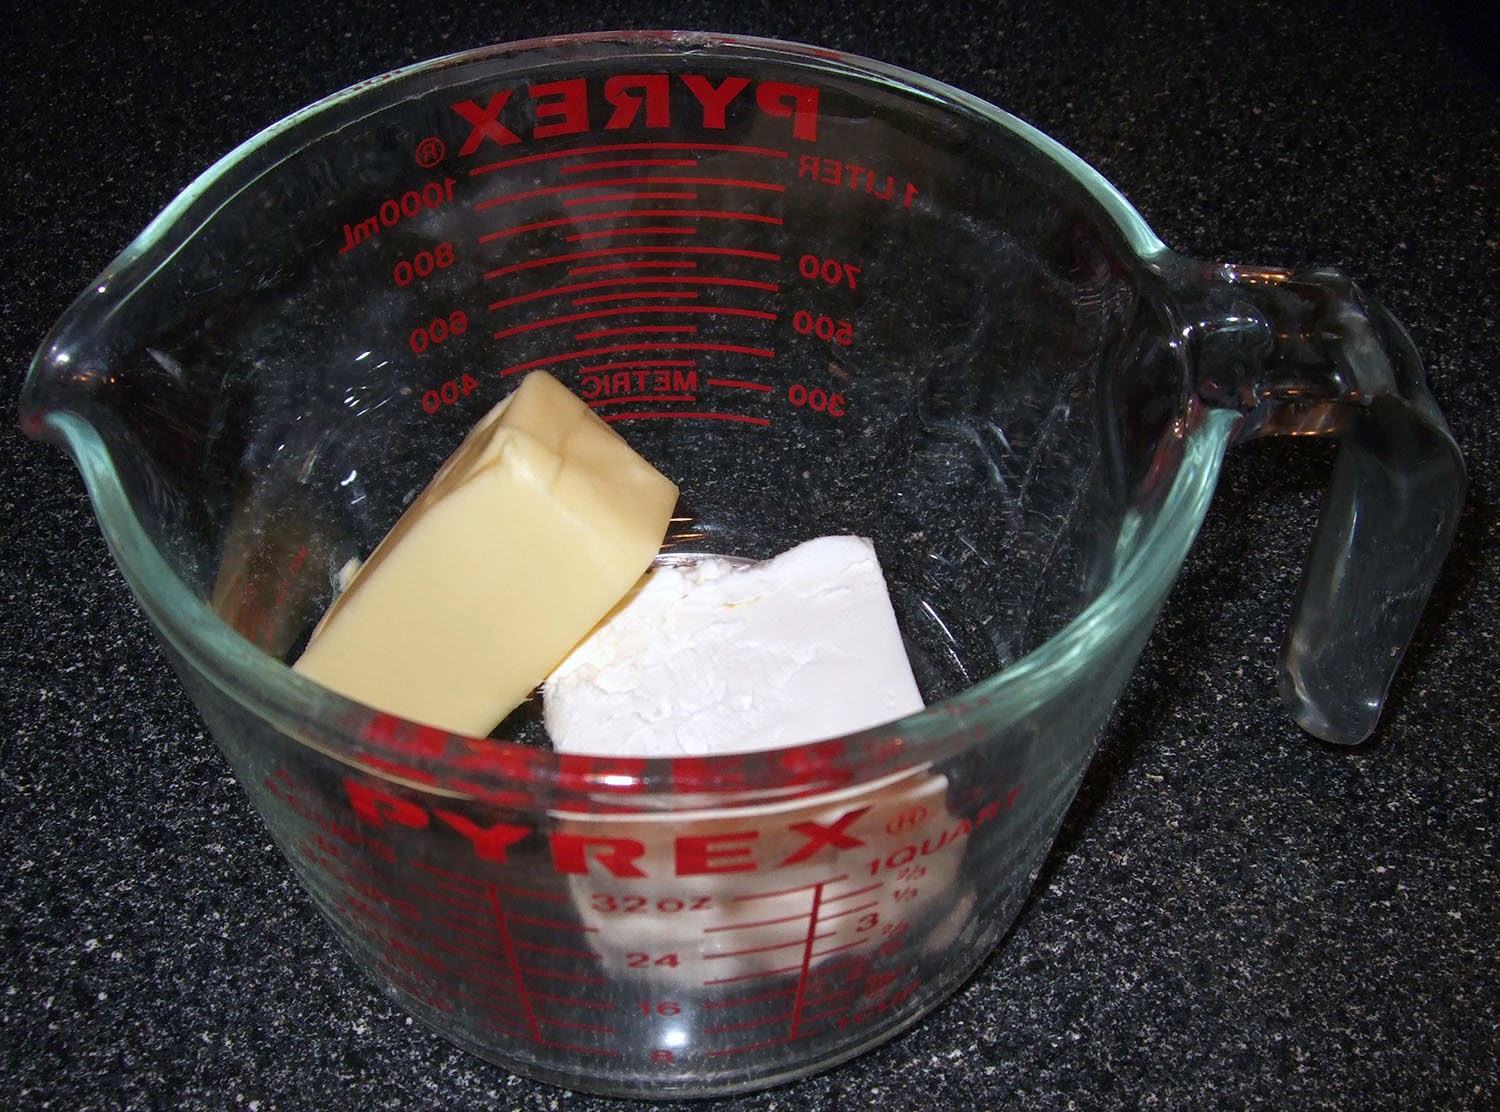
xmin=295 ymin=371 xmax=678 ymax=735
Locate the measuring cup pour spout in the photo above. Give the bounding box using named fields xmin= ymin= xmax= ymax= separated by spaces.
xmin=1177 ymin=262 xmax=1465 ymax=744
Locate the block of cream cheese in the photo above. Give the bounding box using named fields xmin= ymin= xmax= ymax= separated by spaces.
xmin=295 ymin=371 xmax=678 ymax=735
xmin=543 ymin=536 xmax=924 ymax=755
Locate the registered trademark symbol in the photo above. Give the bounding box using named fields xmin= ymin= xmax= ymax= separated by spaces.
xmin=885 ymin=806 xmax=928 ymax=834
xmin=414 ymin=136 xmax=446 ymax=168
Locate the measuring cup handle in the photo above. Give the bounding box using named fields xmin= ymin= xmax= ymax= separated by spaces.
xmin=1182 ymin=262 xmax=1464 ymax=744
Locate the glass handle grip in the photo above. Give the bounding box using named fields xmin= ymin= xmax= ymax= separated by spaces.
xmin=1191 ymin=265 xmax=1465 ymax=744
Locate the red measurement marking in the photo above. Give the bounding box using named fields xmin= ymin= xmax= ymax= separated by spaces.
xmin=570 ymin=260 xmax=699 ymax=275
xmin=708 ymin=377 xmax=774 ymax=392
xmin=492 ymin=882 xmax=569 ymax=904
xmin=430 ymin=903 xmax=495 ymax=928
xmin=803 ymin=985 xmax=860 ymax=1009
xmin=513 ymin=940 xmax=601 ymax=961
xmin=495 ymin=303 xmax=776 ymax=338
xmin=822 ymin=881 xmax=885 ymax=903
xmin=407 ymin=883 xmax=484 ymax=913
xmin=486 ymin=245 xmax=779 ymax=280
xmin=706 ymin=933 xmax=834 ymax=960
xmin=517 ymin=965 xmax=605 ymax=987
xmin=702 ymin=985 xmax=799 ymax=1010
xmin=413 ymin=860 xmax=488 ymax=893
xmin=461 ymin=983 xmax=531 ymax=1016
xmin=789 ymin=881 xmax=828 ymax=1037
xmin=568 ymin=226 xmax=698 ymax=242
xmin=490 ymin=274 xmax=777 ymax=311
xmin=499 ymin=342 xmax=774 ymax=377
xmin=576 ymin=326 xmax=700 ymax=341
xmin=479 ymin=175 xmax=785 ymax=210
xmin=579 ymin=358 xmax=697 ymax=373
xmin=532 ymin=991 xmax=613 ymax=1011
xmin=465 ymin=966 xmax=547 ymax=998
xmin=456 ymin=984 xmax=528 ymax=1020
xmin=573 ymin=290 xmax=699 ymax=306
xmin=703 ymin=961 xmax=804 ymax=987
xmin=338 ymin=898 xmax=406 ymax=934
xmin=537 ymin=1038 xmax=621 ymax=1058
xmin=799 ymin=1002 xmax=854 ymax=1025
xmin=539 ymin=1017 xmax=616 ymax=1035
xmin=588 ymin=393 xmax=696 ymax=408
xmin=704 ymin=1030 xmax=819 ymax=1057
xmin=561 ymin=157 xmax=699 ymax=173
xmin=736 ymin=876 xmax=849 ymax=903
xmin=816 ymin=900 xmax=882 ymax=922
xmin=304 ymin=848 xmax=384 ymax=884
xmin=429 ymin=938 xmax=525 ymax=968
xmin=811 ymin=938 xmax=870 ymax=959
xmin=705 ymin=1009 xmax=796 ymax=1035
xmin=435 ymin=912 xmax=509 ymax=939
xmin=563 ymin=191 xmax=698 ymax=205
xmin=481 ymin=208 xmax=781 ymax=244
xmin=505 ymin=912 xmax=599 ymax=933
xmin=703 ymin=911 xmax=808 ymax=934
xmin=473 ymin=1014 xmax=536 ymax=1038
xmin=603 ymin=411 xmax=772 ymax=427
xmin=470 ymin=140 xmax=789 ymax=176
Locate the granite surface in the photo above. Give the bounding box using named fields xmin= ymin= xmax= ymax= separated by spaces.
xmin=3 ymin=1 xmax=1497 ymax=1108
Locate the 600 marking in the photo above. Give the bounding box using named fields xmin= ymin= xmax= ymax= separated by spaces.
xmin=409 ymin=309 xmax=468 ymax=354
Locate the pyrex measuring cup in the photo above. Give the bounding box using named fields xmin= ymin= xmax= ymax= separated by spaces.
xmin=19 ymin=31 xmax=1463 ymax=1098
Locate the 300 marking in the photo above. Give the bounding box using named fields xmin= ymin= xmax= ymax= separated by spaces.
xmin=788 ymin=382 xmax=846 ymax=417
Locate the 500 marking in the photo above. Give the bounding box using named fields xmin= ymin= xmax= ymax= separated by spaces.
xmin=792 ymin=310 xmax=853 ymax=346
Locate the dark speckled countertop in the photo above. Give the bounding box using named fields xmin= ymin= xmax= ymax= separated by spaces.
xmin=3 ymin=1 xmax=1497 ymax=1107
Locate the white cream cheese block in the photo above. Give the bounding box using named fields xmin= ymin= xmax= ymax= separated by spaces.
xmin=543 ymin=535 xmax=925 ymax=756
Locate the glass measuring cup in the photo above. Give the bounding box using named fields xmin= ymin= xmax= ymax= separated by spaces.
xmin=18 ymin=29 xmax=1464 ymax=1099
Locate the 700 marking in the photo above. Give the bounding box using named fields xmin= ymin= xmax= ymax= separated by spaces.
xmin=799 ymin=252 xmax=860 ymax=289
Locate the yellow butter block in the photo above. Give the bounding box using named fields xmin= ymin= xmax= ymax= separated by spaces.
xmin=294 ymin=371 xmax=679 ymax=735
